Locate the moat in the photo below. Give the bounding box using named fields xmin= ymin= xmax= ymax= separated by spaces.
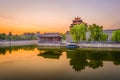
xmin=0 ymin=45 xmax=120 ymax=80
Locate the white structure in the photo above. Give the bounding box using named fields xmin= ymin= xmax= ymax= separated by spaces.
xmin=103 ymin=29 xmax=117 ymax=41
xmin=66 ymin=31 xmax=73 ymax=42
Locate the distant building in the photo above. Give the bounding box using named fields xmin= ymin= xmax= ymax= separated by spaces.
xmin=70 ymin=16 xmax=87 ymax=28
xmin=103 ymin=29 xmax=120 ymax=41
xmin=37 ymin=32 xmax=62 ymax=43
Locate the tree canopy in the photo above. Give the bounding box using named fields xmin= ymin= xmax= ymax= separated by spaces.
xmin=70 ymin=23 xmax=87 ymax=42
xmin=111 ymin=30 xmax=120 ymax=42
xmin=88 ymin=24 xmax=108 ymax=41
xmin=60 ymin=33 xmax=66 ymax=40
xmin=0 ymin=33 xmax=7 ymax=40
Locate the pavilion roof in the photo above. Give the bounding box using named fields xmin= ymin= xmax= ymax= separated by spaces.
xmin=40 ymin=33 xmax=61 ymax=37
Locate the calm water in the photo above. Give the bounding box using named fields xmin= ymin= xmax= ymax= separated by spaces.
xmin=0 ymin=45 xmax=120 ymax=80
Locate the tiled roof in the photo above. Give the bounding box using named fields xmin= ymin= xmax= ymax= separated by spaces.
xmin=40 ymin=33 xmax=61 ymax=37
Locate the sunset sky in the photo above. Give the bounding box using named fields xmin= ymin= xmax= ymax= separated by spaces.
xmin=0 ymin=0 xmax=120 ymax=34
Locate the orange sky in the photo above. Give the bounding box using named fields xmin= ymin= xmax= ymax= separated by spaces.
xmin=0 ymin=0 xmax=120 ymax=34
xmin=0 ymin=11 xmax=70 ymax=34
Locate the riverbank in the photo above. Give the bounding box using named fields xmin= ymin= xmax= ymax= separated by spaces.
xmin=0 ymin=40 xmax=37 ymax=47
xmin=37 ymin=42 xmax=120 ymax=48
xmin=0 ymin=40 xmax=120 ymax=48
xmin=78 ymin=43 xmax=120 ymax=48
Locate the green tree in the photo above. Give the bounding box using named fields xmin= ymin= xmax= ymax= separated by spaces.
xmin=11 ymin=32 xmax=37 ymax=40
xmin=60 ymin=33 xmax=66 ymax=40
xmin=70 ymin=23 xmax=87 ymax=42
xmin=12 ymin=35 xmax=19 ymax=40
xmin=111 ymin=30 xmax=120 ymax=42
xmin=23 ymin=33 xmax=35 ymax=40
xmin=0 ymin=33 xmax=7 ymax=40
xmin=101 ymin=33 xmax=108 ymax=41
xmin=89 ymin=24 xmax=108 ymax=41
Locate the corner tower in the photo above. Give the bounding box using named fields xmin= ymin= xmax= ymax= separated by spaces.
xmin=70 ymin=17 xmax=86 ymax=28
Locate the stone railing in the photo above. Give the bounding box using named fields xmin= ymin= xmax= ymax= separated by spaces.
xmin=0 ymin=40 xmax=37 ymax=47
xmin=78 ymin=42 xmax=120 ymax=48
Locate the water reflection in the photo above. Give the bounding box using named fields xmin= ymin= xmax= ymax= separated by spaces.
xmin=37 ymin=48 xmax=63 ymax=59
xmin=67 ymin=50 xmax=89 ymax=72
xmin=0 ymin=46 xmax=120 ymax=72
xmin=0 ymin=45 xmax=36 ymax=55
xmin=67 ymin=49 xmax=120 ymax=72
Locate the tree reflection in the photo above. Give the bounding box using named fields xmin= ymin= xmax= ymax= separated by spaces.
xmin=0 ymin=45 xmax=36 ymax=55
xmin=67 ymin=50 xmax=88 ymax=72
xmin=88 ymin=60 xmax=103 ymax=69
xmin=66 ymin=48 xmax=120 ymax=72
xmin=88 ymin=51 xmax=104 ymax=69
xmin=0 ymin=48 xmax=6 ymax=55
xmin=111 ymin=52 xmax=120 ymax=65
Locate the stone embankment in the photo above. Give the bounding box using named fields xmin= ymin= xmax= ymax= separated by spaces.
xmin=0 ymin=40 xmax=120 ymax=48
xmin=78 ymin=43 xmax=120 ymax=48
xmin=37 ymin=43 xmax=66 ymax=47
xmin=0 ymin=40 xmax=37 ymax=47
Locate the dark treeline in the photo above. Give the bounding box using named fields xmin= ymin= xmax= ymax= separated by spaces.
xmin=0 ymin=32 xmax=37 ymax=41
xmin=67 ymin=49 xmax=120 ymax=72
xmin=0 ymin=32 xmax=66 ymax=41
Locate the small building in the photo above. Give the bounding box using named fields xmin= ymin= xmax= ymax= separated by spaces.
xmin=37 ymin=32 xmax=62 ymax=43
